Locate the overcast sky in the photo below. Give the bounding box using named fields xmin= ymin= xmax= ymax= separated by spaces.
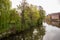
xmin=11 ymin=0 xmax=60 ymax=15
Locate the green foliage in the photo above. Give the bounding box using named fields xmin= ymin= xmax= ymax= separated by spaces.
xmin=0 ymin=0 xmax=45 ymax=35
xmin=9 ymin=9 xmax=21 ymax=31
xmin=0 ymin=0 xmax=11 ymax=10
xmin=0 ymin=0 xmax=11 ymax=33
xmin=37 ymin=9 xmax=45 ymax=26
xmin=0 ymin=0 xmax=21 ymax=33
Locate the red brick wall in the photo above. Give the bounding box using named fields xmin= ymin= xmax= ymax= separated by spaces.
xmin=51 ymin=14 xmax=59 ymax=20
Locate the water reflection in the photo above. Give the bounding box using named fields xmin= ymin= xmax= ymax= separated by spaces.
xmin=1 ymin=21 xmax=60 ymax=40
xmin=1 ymin=26 xmax=45 ymax=40
xmin=46 ymin=20 xmax=60 ymax=27
xmin=43 ymin=23 xmax=60 ymax=40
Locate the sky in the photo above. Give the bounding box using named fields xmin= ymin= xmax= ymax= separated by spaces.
xmin=11 ymin=0 xmax=60 ymax=15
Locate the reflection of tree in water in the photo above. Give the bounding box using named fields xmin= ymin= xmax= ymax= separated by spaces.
xmin=21 ymin=26 xmax=45 ymax=40
xmin=21 ymin=28 xmax=34 ymax=40
xmin=1 ymin=26 xmax=45 ymax=40
xmin=46 ymin=20 xmax=60 ymax=28
xmin=33 ymin=26 xmax=45 ymax=40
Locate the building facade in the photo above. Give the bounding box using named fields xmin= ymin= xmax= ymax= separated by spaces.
xmin=46 ymin=12 xmax=60 ymax=27
xmin=47 ymin=12 xmax=60 ymax=22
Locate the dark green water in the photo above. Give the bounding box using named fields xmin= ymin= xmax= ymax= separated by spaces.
xmin=0 ymin=26 xmax=45 ymax=40
xmin=1 ymin=21 xmax=60 ymax=40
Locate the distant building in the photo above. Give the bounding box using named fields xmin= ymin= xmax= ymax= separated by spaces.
xmin=46 ymin=12 xmax=60 ymax=27
xmin=47 ymin=12 xmax=60 ymax=22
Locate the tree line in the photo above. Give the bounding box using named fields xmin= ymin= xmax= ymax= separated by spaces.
xmin=0 ymin=0 xmax=45 ymax=34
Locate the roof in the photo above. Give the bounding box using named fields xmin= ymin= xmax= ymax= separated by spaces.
xmin=47 ymin=12 xmax=60 ymax=16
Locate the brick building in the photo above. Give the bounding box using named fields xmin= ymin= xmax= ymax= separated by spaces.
xmin=47 ymin=12 xmax=60 ymax=22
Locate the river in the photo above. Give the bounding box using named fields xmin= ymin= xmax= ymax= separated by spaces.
xmin=43 ymin=23 xmax=60 ymax=40
xmin=1 ymin=22 xmax=60 ymax=40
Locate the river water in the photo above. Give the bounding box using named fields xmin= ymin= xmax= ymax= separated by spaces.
xmin=1 ymin=22 xmax=60 ymax=40
xmin=43 ymin=23 xmax=60 ymax=40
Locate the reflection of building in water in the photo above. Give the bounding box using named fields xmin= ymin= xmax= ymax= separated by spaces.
xmin=51 ymin=21 xmax=60 ymax=27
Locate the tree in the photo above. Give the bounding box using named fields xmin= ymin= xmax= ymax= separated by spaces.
xmin=9 ymin=9 xmax=21 ymax=32
xmin=0 ymin=0 xmax=21 ymax=34
xmin=37 ymin=6 xmax=45 ymax=26
xmin=0 ymin=0 xmax=11 ymax=33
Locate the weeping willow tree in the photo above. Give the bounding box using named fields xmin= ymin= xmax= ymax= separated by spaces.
xmin=0 ymin=0 xmax=21 ymax=33
xmin=0 ymin=0 xmax=11 ymax=33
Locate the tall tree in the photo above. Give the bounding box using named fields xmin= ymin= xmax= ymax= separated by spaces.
xmin=0 ymin=0 xmax=11 ymax=33
xmin=17 ymin=0 xmax=29 ymax=30
xmin=37 ymin=6 xmax=45 ymax=26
